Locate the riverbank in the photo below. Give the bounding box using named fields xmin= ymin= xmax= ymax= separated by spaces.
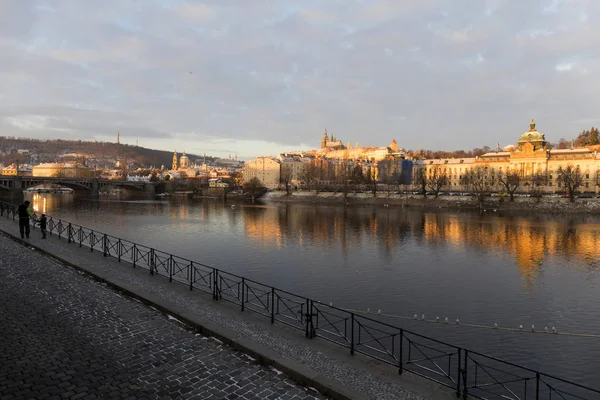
xmin=264 ymin=190 xmax=600 ymax=214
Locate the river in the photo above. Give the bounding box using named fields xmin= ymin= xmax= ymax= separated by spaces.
xmin=10 ymin=191 xmax=600 ymax=388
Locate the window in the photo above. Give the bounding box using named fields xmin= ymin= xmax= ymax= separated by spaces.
xmin=586 ymin=174 xmax=589 ymax=179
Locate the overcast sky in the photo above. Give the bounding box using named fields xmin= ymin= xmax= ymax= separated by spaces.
xmin=1 ymin=0 xmax=599 ymax=159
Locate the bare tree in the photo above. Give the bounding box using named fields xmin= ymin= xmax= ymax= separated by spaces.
xmin=530 ymin=172 xmax=545 ymax=203
xmin=557 ymin=165 xmax=583 ymax=202
xmin=243 ymin=177 xmax=266 ymax=202
xmin=463 ymin=167 xmax=495 ymax=209
xmin=426 ymin=167 xmax=448 ymax=198
xmin=366 ymin=164 xmax=378 ymax=197
xmin=413 ymin=168 xmax=428 ymax=198
xmin=280 ymin=164 xmax=293 ymax=195
xmin=300 ymin=163 xmax=319 ymax=191
xmin=497 ymin=171 xmax=521 ymax=201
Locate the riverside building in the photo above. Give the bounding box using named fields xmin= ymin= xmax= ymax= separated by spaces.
xmin=414 ymin=119 xmax=600 ymax=194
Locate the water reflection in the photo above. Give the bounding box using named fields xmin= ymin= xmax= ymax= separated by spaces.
xmin=239 ymin=204 xmax=600 ymax=285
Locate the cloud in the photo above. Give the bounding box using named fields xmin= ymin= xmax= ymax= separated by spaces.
xmin=1 ymin=0 xmax=600 ymax=156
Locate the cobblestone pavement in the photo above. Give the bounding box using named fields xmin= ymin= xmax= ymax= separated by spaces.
xmin=0 ymin=233 xmax=327 ymax=400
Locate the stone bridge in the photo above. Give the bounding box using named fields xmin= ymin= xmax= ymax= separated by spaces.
xmin=0 ymin=176 xmax=155 ymax=197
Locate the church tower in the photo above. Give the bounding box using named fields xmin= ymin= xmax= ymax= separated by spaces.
xmin=172 ymin=152 xmax=178 ymax=170
xmin=321 ymin=129 xmax=328 ymax=148
xmin=117 ymin=132 xmax=120 ymax=144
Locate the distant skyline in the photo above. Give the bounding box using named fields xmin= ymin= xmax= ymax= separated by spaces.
xmin=1 ymin=0 xmax=600 ymax=160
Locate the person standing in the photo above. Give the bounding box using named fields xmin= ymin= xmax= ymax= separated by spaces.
xmin=39 ymin=214 xmax=47 ymax=239
xmin=16 ymin=200 xmax=34 ymax=239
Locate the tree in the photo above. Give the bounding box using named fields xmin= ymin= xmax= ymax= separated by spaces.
xmin=557 ymin=165 xmax=583 ymax=202
xmin=463 ymin=167 xmax=495 ymax=209
xmin=555 ymin=138 xmax=570 ymax=149
xmin=366 ymin=164 xmax=378 ymax=197
xmin=426 ymin=167 xmax=448 ymax=198
xmin=280 ymin=164 xmax=293 ymax=195
xmin=300 ymin=163 xmax=319 ymax=191
xmin=243 ymin=177 xmax=266 ymax=202
xmin=591 ymin=127 xmax=599 ymax=145
xmin=530 ymin=172 xmax=545 ymax=203
xmin=413 ymin=168 xmax=428 ymax=198
xmin=497 ymin=171 xmax=521 ymax=201
xmin=351 ymin=164 xmax=364 ymax=185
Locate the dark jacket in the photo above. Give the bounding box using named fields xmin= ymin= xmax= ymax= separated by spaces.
xmin=39 ymin=217 xmax=47 ymax=229
xmin=17 ymin=204 xmax=33 ymax=219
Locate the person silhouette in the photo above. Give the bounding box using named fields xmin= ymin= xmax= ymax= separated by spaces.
xmin=16 ymin=200 xmax=34 ymax=239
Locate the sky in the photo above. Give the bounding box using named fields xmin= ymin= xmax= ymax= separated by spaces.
xmin=1 ymin=0 xmax=600 ymax=160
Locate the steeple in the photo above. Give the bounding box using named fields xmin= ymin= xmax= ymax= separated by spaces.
xmin=321 ymin=129 xmax=329 ymax=148
xmin=172 ymin=151 xmax=178 ymax=170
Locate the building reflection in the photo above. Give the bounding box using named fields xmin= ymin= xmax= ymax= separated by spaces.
xmin=238 ymin=205 xmax=600 ymax=283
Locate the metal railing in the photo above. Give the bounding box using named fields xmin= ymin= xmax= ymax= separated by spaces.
xmin=1 ymin=200 xmax=598 ymax=399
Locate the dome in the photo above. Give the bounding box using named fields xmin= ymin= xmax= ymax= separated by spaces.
xmin=518 ymin=118 xmax=546 ymax=142
xmin=516 ymin=119 xmax=547 ymax=152
xmin=503 ymin=144 xmax=516 ymax=152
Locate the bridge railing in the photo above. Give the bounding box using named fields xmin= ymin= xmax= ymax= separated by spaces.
xmin=1 ymin=199 xmax=598 ymax=400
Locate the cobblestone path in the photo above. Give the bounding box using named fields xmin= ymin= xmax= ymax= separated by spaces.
xmin=0 ymin=234 xmax=327 ymax=400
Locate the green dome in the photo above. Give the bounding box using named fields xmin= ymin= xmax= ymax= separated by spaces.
xmin=518 ymin=119 xmax=546 ymax=142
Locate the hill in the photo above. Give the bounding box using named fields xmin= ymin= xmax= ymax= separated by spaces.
xmin=0 ymin=137 xmax=214 ymax=168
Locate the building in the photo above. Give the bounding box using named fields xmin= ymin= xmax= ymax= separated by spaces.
xmin=32 ymin=163 xmax=93 ymax=178
xmin=1 ymin=164 xmax=33 ymax=176
xmin=277 ymin=154 xmax=311 ymax=183
xmin=179 ymin=152 xmax=190 ymax=169
xmin=414 ymin=119 xmax=600 ymax=193
xmin=243 ymin=157 xmax=281 ymax=189
xmin=172 ymin=152 xmax=178 ymax=171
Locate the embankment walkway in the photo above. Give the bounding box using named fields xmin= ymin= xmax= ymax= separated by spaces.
xmin=0 ymin=216 xmax=455 ymax=400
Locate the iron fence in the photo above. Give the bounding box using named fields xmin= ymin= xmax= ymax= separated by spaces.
xmin=1 ymin=200 xmax=598 ymax=399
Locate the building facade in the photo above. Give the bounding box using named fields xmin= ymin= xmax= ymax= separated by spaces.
xmin=414 ymin=120 xmax=600 ymax=193
xmin=243 ymin=156 xmax=281 ymax=189
xmin=2 ymin=164 xmax=33 ymax=176
xmin=32 ymin=163 xmax=92 ymax=178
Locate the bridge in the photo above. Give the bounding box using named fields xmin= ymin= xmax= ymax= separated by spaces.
xmin=0 ymin=176 xmax=156 ymax=197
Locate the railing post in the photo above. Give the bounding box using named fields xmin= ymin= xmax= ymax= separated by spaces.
xmin=103 ymin=234 xmax=108 ymax=257
xmin=78 ymin=227 xmax=83 ymax=247
xmin=169 ymin=255 xmax=173 ymax=282
xmin=117 ymin=239 xmax=122 ymax=262
xmin=149 ymin=248 xmax=155 ymax=275
xmin=350 ymin=313 xmax=355 ymax=355
xmin=132 ymin=244 xmax=137 ymax=268
xmin=241 ymin=278 xmax=245 ymax=311
xmin=399 ymin=329 xmax=403 ymax=375
xmin=67 ymin=223 xmax=72 ymax=243
xmin=535 ymin=372 xmax=540 ymax=400
xmin=270 ymin=288 xmax=275 ymax=324
xmin=305 ymin=299 xmax=310 ymax=338
xmin=463 ymin=349 xmax=468 ymax=400
xmin=90 ymin=230 xmax=94 ymax=252
xmin=58 ymin=220 xmax=62 ymax=239
xmin=456 ymin=348 xmax=462 ymax=398
xmin=213 ymin=269 xmax=219 ymax=300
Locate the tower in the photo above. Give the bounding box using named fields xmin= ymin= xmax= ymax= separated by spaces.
xmin=117 ymin=132 xmax=120 ymax=144
xmin=321 ymin=129 xmax=328 ymax=149
xmin=136 ymin=136 xmax=139 ymax=146
xmin=172 ymin=152 xmax=178 ymax=170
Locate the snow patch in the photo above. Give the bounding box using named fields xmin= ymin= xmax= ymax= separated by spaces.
xmin=270 ymin=366 xmax=283 ymax=375
xmin=167 ymin=314 xmax=183 ymax=324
